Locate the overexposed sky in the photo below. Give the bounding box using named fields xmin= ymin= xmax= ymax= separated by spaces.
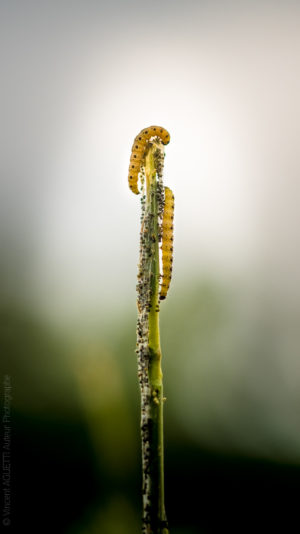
xmin=1 ymin=0 xmax=299 ymax=320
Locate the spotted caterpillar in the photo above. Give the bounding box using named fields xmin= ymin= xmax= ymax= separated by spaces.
xmin=128 ymin=126 xmax=170 ymax=194
xmin=160 ymin=186 xmax=174 ymax=301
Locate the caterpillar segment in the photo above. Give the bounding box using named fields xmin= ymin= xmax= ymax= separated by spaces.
xmin=128 ymin=126 xmax=170 ymax=195
xmin=160 ymin=187 xmax=174 ymax=301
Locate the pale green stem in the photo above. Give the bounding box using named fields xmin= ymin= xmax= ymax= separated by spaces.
xmin=143 ymin=147 xmax=168 ymax=534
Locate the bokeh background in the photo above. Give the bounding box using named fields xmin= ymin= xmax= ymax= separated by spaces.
xmin=1 ymin=1 xmax=300 ymax=532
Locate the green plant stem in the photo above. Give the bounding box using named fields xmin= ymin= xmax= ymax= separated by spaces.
xmin=144 ymin=147 xmax=168 ymax=533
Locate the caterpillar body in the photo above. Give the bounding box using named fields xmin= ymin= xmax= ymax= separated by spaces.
xmin=128 ymin=126 xmax=170 ymax=195
xmin=160 ymin=186 xmax=174 ymax=301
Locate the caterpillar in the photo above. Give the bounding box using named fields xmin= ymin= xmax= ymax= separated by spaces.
xmin=128 ymin=126 xmax=170 ymax=194
xmin=160 ymin=186 xmax=174 ymax=301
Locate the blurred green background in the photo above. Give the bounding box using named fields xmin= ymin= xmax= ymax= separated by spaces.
xmin=1 ymin=1 xmax=300 ymax=532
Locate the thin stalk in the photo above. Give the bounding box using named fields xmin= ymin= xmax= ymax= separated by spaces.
xmin=137 ymin=143 xmax=168 ymax=533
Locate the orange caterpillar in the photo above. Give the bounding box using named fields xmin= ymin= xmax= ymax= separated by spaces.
xmin=160 ymin=186 xmax=174 ymax=301
xmin=128 ymin=126 xmax=170 ymax=194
